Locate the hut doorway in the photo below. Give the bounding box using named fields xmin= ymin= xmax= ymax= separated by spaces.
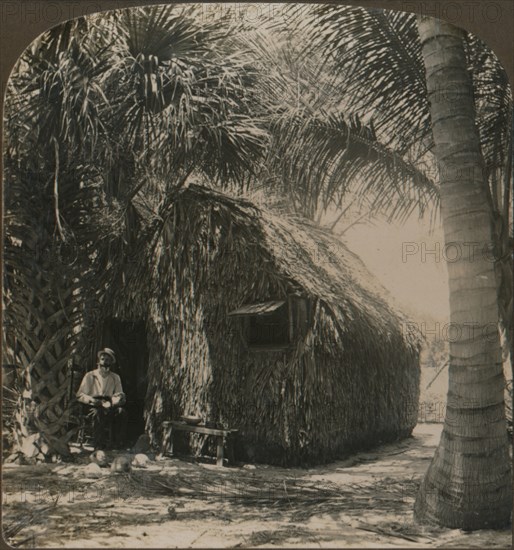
xmin=101 ymin=319 xmax=148 ymax=445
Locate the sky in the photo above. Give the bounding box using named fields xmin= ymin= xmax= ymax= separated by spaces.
xmin=343 ymin=215 xmax=450 ymax=323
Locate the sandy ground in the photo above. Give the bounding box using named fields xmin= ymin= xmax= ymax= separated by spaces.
xmin=2 ymin=423 xmax=512 ymax=549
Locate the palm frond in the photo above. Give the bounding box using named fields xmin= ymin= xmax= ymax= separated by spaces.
xmin=7 ymin=30 xmax=111 ymax=165
xmin=466 ymin=33 xmax=513 ymax=215
xmin=267 ymin=109 xmax=438 ymax=222
xmin=296 ymin=6 xmax=430 ymax=158
xmin=99 ymin=5 xmax=267 ymax=189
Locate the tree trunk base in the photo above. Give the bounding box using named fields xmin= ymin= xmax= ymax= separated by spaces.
xmin=414 ymin=445 xmax=512 ymax=530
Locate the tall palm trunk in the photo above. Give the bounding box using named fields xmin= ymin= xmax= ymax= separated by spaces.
xmin=3 ymin=163 xmax=104 ymax=458
xmin=4 ymin=222 xmax=77 ymax=456
xmin=414 ymin=16 xmax=512 ymax=529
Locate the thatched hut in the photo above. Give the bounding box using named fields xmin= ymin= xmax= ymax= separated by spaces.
xmin=103 ymin=184 xmax=420 ymax=466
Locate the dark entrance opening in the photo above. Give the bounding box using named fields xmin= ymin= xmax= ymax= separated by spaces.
xmin=101 ymin=319 xmax=148 ymax=446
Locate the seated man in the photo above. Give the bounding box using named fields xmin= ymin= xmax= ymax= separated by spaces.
xmin=77 ymin=347 xmax=128 ymax=449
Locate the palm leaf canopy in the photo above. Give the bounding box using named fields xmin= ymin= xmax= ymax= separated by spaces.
xmin=6 ymin=35 xmax=111 ymax=167
xmin=294 ymin=6 xmax=429 ymax=157
xmin=5 ymin=5 xmax=267 ymax=195
xmin=105 ymin=5 xmax=267 ymax=187
xmin=297 ymin=5 xmax=512 ymax=159
xmin=242 ymin=25 xmax=438 ymax=222
xmin=267 ymin=108 xmax=438 ymax=222
xmin=290 ymin=4 xmax=512 ymax=217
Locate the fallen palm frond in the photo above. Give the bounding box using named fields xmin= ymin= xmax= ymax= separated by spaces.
xmin=3 ymin=500 xmax=57 ymax=547
xmin=122 ymin=468 xmax=420 ymax=520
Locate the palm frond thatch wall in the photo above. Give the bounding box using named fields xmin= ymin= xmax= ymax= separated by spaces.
xmin=109 ymin=185 xmax=421 ymax=466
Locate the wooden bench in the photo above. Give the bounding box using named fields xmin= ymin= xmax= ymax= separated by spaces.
xmin=161 ymin=421 xmax=238 ymax=467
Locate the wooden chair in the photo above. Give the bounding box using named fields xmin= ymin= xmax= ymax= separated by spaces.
xmin=76 ymin=403 xmax=113 ymax=449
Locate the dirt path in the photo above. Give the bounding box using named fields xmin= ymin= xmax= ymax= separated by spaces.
xmin=2 ymin=424 xmax=511 ymax=548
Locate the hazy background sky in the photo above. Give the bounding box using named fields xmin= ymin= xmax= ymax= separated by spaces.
xmin=344 ymin=216 xmax=450 ymax=323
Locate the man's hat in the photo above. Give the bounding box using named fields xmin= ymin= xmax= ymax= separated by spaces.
xmin=97 ymin=347 xmax=116 ymax=363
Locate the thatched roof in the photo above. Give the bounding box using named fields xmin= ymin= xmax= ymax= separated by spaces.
xmin=260 ymin=208 xmax=415 ymax=348
xmin=130 ymin=183 xmax=417 ymax=351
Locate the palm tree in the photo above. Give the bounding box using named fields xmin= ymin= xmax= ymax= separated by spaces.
xmin=3 ymin=5 xmax=266 ymax=456
xmin=291 ymin=5 xmax=512 ymax=529
xmin=4 ymin=21 xmax=115 ymax=454
xmin=413 ymin=15 xmax=511 ymax=528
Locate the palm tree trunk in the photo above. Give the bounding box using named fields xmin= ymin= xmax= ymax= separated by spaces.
xmin=4 ymin=229 xmax=78 ymax=457
xmin=414 ymin=16 xmax=512 ymax=529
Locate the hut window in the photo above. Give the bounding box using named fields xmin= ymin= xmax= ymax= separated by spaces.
xmin=228 ymin=300 xmax=289 ymax=350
